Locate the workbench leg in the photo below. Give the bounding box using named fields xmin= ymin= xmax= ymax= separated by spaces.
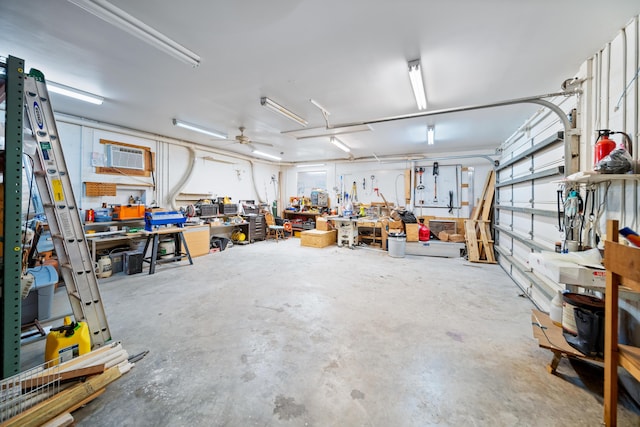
xmin=547 ymin=351 xmax=563 ymax=374
xmin=149 ymin=235 xmax=159 ymax=275
xmin=178 ymin=232 xmax=193 ymax=265
xmin=142 ymin=235 xmax=151 ymax=259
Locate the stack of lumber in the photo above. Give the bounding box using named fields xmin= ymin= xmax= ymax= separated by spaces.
xmin=464 ymin=170 xmax=496 ymax=263
xmin=0 ymin=342 xmax=134 ymax=427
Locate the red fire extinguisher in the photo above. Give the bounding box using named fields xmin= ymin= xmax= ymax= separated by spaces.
xmin=594 ymin=129 xmax=617 ymax=165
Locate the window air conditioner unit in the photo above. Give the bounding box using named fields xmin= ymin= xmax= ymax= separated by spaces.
xmin=106 ymin=145 xmax=145 ymax=170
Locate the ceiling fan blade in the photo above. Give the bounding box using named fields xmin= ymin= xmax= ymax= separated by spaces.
xmin=250 ymin=140 xmax=274 ymax=147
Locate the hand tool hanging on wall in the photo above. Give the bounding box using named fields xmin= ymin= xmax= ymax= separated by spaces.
xmin=584 ymin=185 xmax=596 ymax=248
xmin=416 ymin=167 xmax=425 ymax=190
xmin=351 ymin=181 xmax=358 ymax=202
xmin=563 ymin=188 xmax=583 ymax=248
xmin=556 ymin=186 xmax=564 ymax=232
xmin=432 ymin=162 xmax=439 ymax=203
xmin=448 ymin=191 xmax=454 ymax=214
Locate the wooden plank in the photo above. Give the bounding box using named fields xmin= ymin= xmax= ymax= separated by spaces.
xmin=531 ymin=310 xmax=592 ymax=358
xmin=479 ymin=221 xmax=496 ymax=263
xmin=41 ymin=413 xmax=74 ymax=427
xmin=464 ymin=220 xmax=480 ymax=262
xmin=480 ymin=170 xmax=495 ymax=222
xmin=471 ymin=172 xmax=491 ymax=221
xmin=404 ymin=168 xmax=411 ymax=205
xmin=0 ymin=368 xmax=121 ymax=427
xmin=15 ymin=364 xmax=106 ymax=391
xmin=66 ymin=388 xmax=105 ymax=413
xmin=604 ymin=241 xmax=640 ymax=286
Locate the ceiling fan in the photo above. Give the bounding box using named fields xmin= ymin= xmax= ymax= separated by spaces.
xmin=226 ymin=126 xmax=273 ymax=148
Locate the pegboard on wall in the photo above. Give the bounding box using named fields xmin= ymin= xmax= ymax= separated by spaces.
xmin=414 ymin=164 xmax=461 ymax=208
xmin=338 ymin=169 xmax=408 ymax=207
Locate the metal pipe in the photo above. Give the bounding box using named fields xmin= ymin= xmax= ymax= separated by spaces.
xmin=330 ymin=91 xmax=575 ymax=127
xmin=329 ymin=91 xmax=575 ymax=172
xmin=53 ymin=112 xmax=286 ymax=166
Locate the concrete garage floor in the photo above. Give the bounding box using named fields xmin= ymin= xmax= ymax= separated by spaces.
xmin=21 ymin=238 xmax=640 ymax=426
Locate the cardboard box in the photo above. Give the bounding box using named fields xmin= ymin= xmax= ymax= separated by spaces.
xmin=300 ymin=229 xmax=337 ymax=248
xmin=405 ymin=223 xmax=419 ymax=242
xmin=316 ymin=217 xmax=332 ymax=231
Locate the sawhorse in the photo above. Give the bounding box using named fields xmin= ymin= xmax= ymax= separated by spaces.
xmin=141 ymin=227 xmax=193 ymax=274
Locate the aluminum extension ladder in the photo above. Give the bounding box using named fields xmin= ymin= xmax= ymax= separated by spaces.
xmin=22 ymin=69 xmax=111 ymax=347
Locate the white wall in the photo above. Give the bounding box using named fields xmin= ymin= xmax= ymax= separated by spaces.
xmin=282 ymin=152 xmax=496 ymax=218
xmin=51 ymin=118 xmax=280 ymax=215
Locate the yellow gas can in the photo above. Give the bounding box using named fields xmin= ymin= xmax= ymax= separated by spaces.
xmin=45 ymin=316 xmax=91 ymax=365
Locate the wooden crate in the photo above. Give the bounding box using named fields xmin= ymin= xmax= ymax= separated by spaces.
xmin=300 ymin=230 xmax=337 ymax=248
xmin=315 ymin=217 xmax=333 ymax=231
xmin=405 ymin=223 xmax=419 ymax=242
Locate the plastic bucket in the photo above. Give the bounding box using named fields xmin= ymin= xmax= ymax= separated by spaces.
xmin=388 ymin=232 xmax=406 ymax=258
xmin=158 ymin=238 xmax=175 ymax=259
xmin=97 ymin=256 xmax=113 ymax=278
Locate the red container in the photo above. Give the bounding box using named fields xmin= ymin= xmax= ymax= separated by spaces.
xmin=85 ymin=209 xmax=95 ymax=223
xmin=419 ymin=223 xmax=430 ymax=241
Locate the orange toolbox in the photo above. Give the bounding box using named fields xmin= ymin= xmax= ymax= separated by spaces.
xmin=112 ymin=204 xmax=145 ymax=220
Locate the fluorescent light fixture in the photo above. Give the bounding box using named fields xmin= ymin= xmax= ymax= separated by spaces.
xmin=68 ymin=0 xmax=201 ymax=67
xmin=47 ymin=81 xmax=104 ymax=105
xmin=408 ymin=59 xmax=427 ymax=110
xmin=427 ymin=125 xmax=435 ymax=145
xmin=252 ymin=149 xmax=282 ymax=161
xmin=330 ymin=137 xmax=351 ymax=153
xmin=260 ymin=97 xmax=308 ymax=127
xmin=296 ymin=163 xmax=325 ymax=168
xmin=173 ymin=119 xmax=227 ymax=139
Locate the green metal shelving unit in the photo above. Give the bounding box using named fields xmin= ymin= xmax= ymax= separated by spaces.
xmin=1 ymin=55 xmax=25 ymax=379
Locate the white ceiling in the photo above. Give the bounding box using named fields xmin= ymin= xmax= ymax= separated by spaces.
xmin=2 ymin=1 xmax=639 ymax=163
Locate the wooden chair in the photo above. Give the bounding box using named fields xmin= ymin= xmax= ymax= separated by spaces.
xmin=603 ymin=219 xmax=640 ymax=426
xmin=264 ymin=212 xmax=285 ymax=242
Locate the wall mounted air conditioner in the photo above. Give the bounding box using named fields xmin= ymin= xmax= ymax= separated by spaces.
xmin=105 ymin=145 xmax=145 ymax=170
